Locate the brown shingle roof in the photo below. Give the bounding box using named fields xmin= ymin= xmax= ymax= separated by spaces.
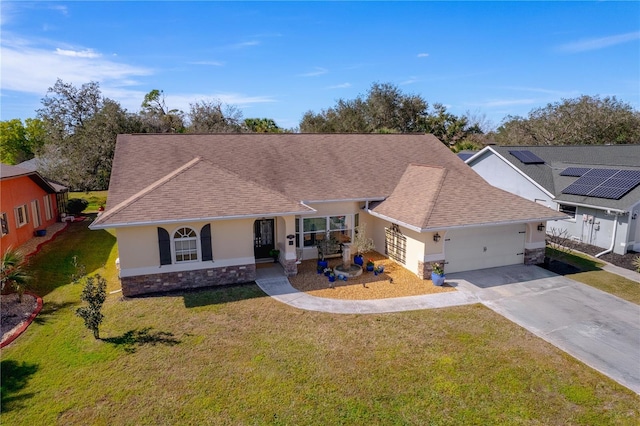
xmin=93 ymin=133 xmax=564 ymax=229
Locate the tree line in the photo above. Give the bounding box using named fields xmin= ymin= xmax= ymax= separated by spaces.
xmin=1 ymin=79 xmax=639 ymax=191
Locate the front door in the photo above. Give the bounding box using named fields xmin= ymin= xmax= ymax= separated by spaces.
xmin=254 ymin=219 xmax=275 ymax=259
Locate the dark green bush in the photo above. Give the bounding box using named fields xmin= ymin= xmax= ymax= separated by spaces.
xmin=67 ymin=198 xmax=89 ymax=215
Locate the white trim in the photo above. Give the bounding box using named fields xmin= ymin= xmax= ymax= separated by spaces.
xmin=366 ymin=208 xmax=567 ymax=233
xmin=466 ymin=146 xmax=555 ymax=199
xmin=171 ymin=225 xmax=200 ymax=263
xmin=302 ymin=197 xmax=386 ymax=204
xmin=90 ymin=209 xmax=317 ymax=230
xmin=553 ymin=200 xmax=627 ymax=214
xmin=422 ymin=253 xmax=444 ymax=263
xmin=14 ymin=204 xmax=28 ymax=228
xmin=119 ymin=257 xmax=255 ymax=278
xmin=524 ymin=241 xmax=546 ymax=250
xmin=31 ymin=199 xmax=41 ymax=228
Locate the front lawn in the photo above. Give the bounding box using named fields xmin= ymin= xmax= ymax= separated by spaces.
xmin=68 ymin=190 xmax=108 ymax=213
xmin=2 ymin=224 xmax=638 ymax=424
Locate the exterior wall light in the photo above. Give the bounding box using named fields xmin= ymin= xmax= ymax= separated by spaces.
xmin=433 ymin=233 xmax=441 ymax=242
xmin=537 ymin=223 xmax=545 ymax=231
xmin=286 ymin=234 xmax=295 ymax=240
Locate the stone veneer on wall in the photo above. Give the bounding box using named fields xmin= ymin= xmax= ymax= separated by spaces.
xmin=121 ymin=264 xmax=256 ymax=297
xmin=417 ymin=260 xmax=445 ymax=279
xmin=524 ymin=247 xmax=546 ymax=265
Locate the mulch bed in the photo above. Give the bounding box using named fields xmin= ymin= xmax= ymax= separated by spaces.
xmin=571 ymin=242 xmax=638 ymax=271
xmin=289 ymin=252 xmax=455 ymax=300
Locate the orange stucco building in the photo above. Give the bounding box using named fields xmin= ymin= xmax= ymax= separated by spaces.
xmin=1 ymin=164 xmax=65 ymax=257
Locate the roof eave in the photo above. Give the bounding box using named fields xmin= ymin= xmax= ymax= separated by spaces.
xmin=89 ymin=208 xmax=318 ymax=230
xmin=418 ymin=215 xmax=570 ymax=232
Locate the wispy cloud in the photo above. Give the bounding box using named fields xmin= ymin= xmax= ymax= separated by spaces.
xmin=326 ymin=83 xmax=351 ymax=89
xmin=498 ymin=86 xmax=577 ymax=97
xmin=55 ymin=48 xmax=101 ymax=58
xmin=298 ymin=67 xmax=328 ymax=77
xmin=478 ymin=98 xmax=537 ymax=107
xmin=417 ymin=53 xmax=429 ymax=58
xmin=557 ymin=31 xmax=640 ymax=53
xmin=400 ymin=77 xmax=419 ymax=85
xmin=189 ymin=60 xmax=224 ymax=66
xmin=230 ymin=40 xmax=260 ymax=49
xmin=1 ymin=37 xmax=151 ymax=98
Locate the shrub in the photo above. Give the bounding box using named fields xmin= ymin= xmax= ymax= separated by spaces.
xmin=66 ymin=198 xmax=89 ymax=215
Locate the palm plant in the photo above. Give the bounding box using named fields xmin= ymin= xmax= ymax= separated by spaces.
xmin=1 ymin=247 xmax=30 ymax=302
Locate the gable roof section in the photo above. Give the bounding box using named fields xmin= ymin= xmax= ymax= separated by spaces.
xmin=468 ymin=145 xmax=640 ymax=211
xmin=96 ymin=133 xmax=564 ymax=229
xmin=370 ymin=164 xmax=564 ymax=231
xmin=0 ymin=163 xmax=60 ymax=194
xmin=92 ymin=157 xmax=314 ymax=227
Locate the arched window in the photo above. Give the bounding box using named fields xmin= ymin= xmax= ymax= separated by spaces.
xmin=174 ymin=227 xmax=198 ymax=262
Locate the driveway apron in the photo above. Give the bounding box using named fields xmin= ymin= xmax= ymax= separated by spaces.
xmin=448 ymin=265 xmax=640 ymax=395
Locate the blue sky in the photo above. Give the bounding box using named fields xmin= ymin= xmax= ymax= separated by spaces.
xmin=1 ymin=1 xmax=639 ymax=130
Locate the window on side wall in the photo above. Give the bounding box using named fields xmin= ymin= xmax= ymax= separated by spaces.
xmin=173 ymin=227 xmax=198 ymax=262
xmin=1 ymin=213 xmax=8 ymax=236
xmin=44 ymin=194 xmax=53 ymax=221
xmin=31 ymin=199 xmax=41 ymax=228
xmin=558 ymin=204 xmax=577 ymax=220
xmin=15 ymin=205 xmax=28 ymax=227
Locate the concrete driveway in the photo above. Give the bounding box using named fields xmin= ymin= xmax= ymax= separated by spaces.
xmin=447 ymin=265 xmax=640 ymax=395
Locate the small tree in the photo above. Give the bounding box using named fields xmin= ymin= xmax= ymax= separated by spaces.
xmin=546 ymin=227 xmax=577 ymax=262
xmin=76 ymin=274 xmax=107 ymax=339
xmin=352 ymin=223 xmax=376 ymax=256
xmin=1 ymin=247 xmax=30 ymax=302
xmin=633 ymin=256 xmax=640 ymax=273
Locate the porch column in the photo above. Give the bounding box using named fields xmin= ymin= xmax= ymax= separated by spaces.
xmin=280 ymin=215 xmax=298 ymax=276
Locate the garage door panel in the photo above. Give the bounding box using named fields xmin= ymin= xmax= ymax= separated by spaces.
xmin=445 ymin=225 xmax=526 ymax=273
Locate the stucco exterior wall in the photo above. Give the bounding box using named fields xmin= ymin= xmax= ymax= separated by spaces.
xmin=0 ymin=175 xmax=59 ymax=257
xmin=551 ymin=207 xmax=630 ymax=255
xmin=469 ymin=151 xmax=555 ymax=208
xmin=117 ymin=218 xmax=255 ymax=278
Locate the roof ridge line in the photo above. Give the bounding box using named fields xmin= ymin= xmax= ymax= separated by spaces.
xmin=422 ymin=167 xmax=448 ymax=226
xmin=97 ymin=157 xmax=202 ymax=223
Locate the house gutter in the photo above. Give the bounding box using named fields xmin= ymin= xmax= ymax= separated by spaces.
xmin=89 ymin=209 xmax=318 ymax=230
xmin=595 ymin=214 xmax=619 ymax=258
xmin=365 ymin=208 xmax=568 ymax=233
xmin=554 ymin=200 xmax=627 ymax=215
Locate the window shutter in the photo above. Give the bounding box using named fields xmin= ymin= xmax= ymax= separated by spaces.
xmin=157 ymin=227 xmax=172 ymax=265
xmin=200 ymin=224 xmax=213 ymax=261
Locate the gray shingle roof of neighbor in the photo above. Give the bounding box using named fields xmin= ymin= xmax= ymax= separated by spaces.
xmin=0 ymin=163 xmax=61 ymax=193
xmin=474 ymin=145 xmax=640 ymax=211
xmin=92 ymin=133 xmax=565 ymax=229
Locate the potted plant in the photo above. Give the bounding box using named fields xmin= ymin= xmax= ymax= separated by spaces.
xmin=431 ymin=263 xmax=445 ymax=286
xmin=323 ymin=267 xmax=332 ymax=276
xmin=374 ymin=265 xmax=384 ymax=275
xmin=352 ymin=224 xmax=375 ymax=266
xmin=366 ymin=259 xmax=375 ymax=272
xmin=328 ymin=272 xmax=336 ymax=283
xmin=269 ymin=249 xmax=280 ymax=263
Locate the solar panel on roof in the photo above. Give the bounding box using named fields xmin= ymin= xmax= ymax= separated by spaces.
xmin=614 ymin=170 xmax=640 ymax=180
xmin=560 ymin=167 xmax=590 ymax=177
xmin=560 ymin=168 xmax=640 ymax=200
xmin=605 ymin=178 xmax=638 ymax=188
xmin=584 ymin=169 xmax=618 ymax=178
xmin=509 ymin=150 xmax=545 ymax=164
xmin=587 ymin=187 xmax=630 ymax=200
xmin=562 ymin=184 xmax=593 ymax=196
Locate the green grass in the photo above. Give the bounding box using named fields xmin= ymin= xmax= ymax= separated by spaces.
xmin=547 ymin=248 xmax=640 ymax=304
xmin=2 ymin=226 xmax=638 ymax=425
xmin=68 ymin=191 xmax=108 ymax=213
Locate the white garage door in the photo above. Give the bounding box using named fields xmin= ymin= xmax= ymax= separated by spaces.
xmin=444 ymin=224 xmax=526 ymax=273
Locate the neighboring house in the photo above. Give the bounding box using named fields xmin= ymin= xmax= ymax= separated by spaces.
xmin=0 ymin=164 xmax=66 ymax=257
xmin=466 ymin=145 xmax=640 ymax=255
xmin=90 ymin=134 xmax=564 ymax=297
